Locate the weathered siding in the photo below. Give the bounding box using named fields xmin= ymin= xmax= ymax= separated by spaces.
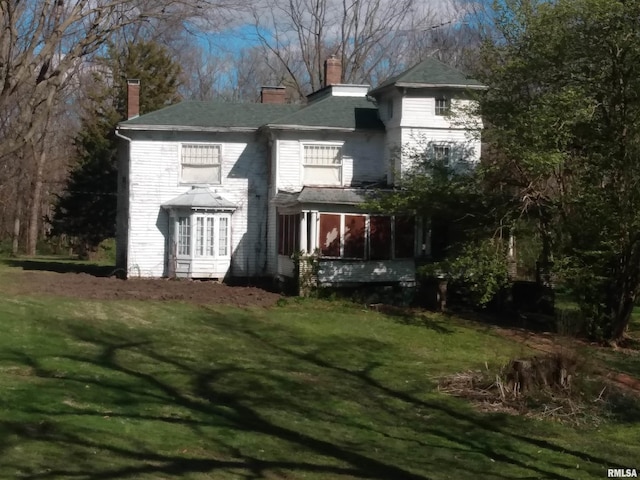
xmin=378 ymin=91 xmax=403 ymax=130
xmin=116 ymin=135 xmax=131 ymax=272
xmin=124 ymin=131 xmax=268 ymax=278
xmin=277 ymin=255 xmax=295 ymax=277
xmin=276 ymin=131 xmax=387 ymax=192
xmin=266 ymin=140 xmax=279 ymax=275
xmin=317 ymin=259 xmax=415 ymax=285
xmin=400 ymin=90 xmax=480 ymax=130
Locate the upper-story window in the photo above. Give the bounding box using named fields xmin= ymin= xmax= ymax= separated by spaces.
xmin=303 ymin=143 xmax=342 ymax=186
xmin=435 ymin=97 xmax=450 ymax=116
xmin=181 ymin=143 xmax=221 ymax=184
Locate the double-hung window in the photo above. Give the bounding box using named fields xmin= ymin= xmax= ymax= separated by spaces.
xmin=435 ymin=98 xmax=450 ymax=116
xmin=181 ymin=144 xmax=221 ymax=184
xmin=303 ymin=144 xmax=342 ymax=186
xmin=177 ymin=217 xmax=191 ymax=255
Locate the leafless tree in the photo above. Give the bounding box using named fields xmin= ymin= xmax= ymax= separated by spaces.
xmin=249 ymin=0 xmax=463 ymax=96
xmin=0 ymin=0 xmax=244 ymax=253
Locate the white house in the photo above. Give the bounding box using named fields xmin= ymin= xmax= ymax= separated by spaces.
xmin=115 ymin=57 xmax=484 ymax=287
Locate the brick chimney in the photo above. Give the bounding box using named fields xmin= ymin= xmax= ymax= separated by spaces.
xmin=260 ymin=86 xmax=286 ymax=104
xmin=127 ymin=79 xmax=140 ymax=119
xmin=324 ymin=55 xmax=342 ymax=87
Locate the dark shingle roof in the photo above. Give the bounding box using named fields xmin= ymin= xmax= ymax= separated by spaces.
xmin=273 ymin=187 xmax=389 ymax=207
xmin=266 ymin=95 xmax=383 ymax=130
xmin=120 ymin=101 xmax=301 ymax=130
xmin=370 ymin=57 xmax=484 ymax=95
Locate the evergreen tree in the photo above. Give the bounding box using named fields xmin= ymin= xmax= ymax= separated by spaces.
xmin=51 ymin=41 xmax=182 ymax=257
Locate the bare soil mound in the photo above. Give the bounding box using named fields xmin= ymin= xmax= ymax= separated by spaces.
xmin=9 ymin=271 xmax=281 ymax=308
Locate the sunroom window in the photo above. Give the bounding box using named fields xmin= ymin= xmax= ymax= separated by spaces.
xmin=317 ymin=214 xmax=415 ymax=260
xmin=303 ymin=144 xmax=342 ymax=186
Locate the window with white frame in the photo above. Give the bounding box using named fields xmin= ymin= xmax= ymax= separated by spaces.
xmin=181 ymin=144 xmax=221 ymax=184
xmin=177 ymin=217 xmax=191 ymax=256
xmin=176 ymin=213 xmax=231 ymax=258
xmin=433 ymin=145 xmax=451 ymax=166
xmin=303 ymin=144 xmax=342 ymax=186
xmin=218 ymin=217 xmax=229 ymax=256
xmin=435 ymin=97 xmax=450 ymax=116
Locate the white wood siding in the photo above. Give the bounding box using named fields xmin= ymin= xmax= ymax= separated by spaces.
xmin=276 ymin=131 xmax=387 ymax=192
xmin=400 ymin=90 xmax=480 ymax=130
xmin=125 ymin=131 xmax=268 ymax=278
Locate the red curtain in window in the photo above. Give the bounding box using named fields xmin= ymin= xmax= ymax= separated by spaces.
xmin=394 ymin=216 xmax=415 ymax=258
xmin=319 ymin=214 xmax=341 ymax=257
xmin=344 ymin=215 xmax=365 ymax=258
xmin=370 ymin=216 xmax=391 ymax=260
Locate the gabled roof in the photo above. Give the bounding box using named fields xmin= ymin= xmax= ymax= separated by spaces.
xmin=120 ymin=101 xmax=301 ymax=131
xmin=162 ymin=186 xmax=237 ymax=211
xmin=369 ymin=57 xmax=485 ymax=95
xmin=265 ymin=95 xmax=384 ymax=131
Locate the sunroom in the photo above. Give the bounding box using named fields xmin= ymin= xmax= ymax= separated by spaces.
xmin=273 ymin=187 xmax=423 ymax=287
xmin=162 ymin=186 xmax=236 ymax=279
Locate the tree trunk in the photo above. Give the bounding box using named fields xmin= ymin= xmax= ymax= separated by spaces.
xmin=27 ymin=148 xmax=46 ymax=256
xmin=12 ymin=194 xmax=23 ymax=256
xmin=610 ymin=294 xmax=635 ymax=343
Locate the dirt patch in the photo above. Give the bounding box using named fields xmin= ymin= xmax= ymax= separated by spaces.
xmin=8 ymin=271 xmax=282 ymax=308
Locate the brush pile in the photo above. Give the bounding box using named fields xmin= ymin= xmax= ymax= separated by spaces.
xmin=439 ymin=352 xmax=630 ymax=425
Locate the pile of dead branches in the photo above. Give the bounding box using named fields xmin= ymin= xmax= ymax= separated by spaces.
xmin=438 ymin=353 xmax=628 ymax=426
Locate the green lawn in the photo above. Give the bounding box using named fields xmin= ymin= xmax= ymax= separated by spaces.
xmin=0 ymin=265 xmax=638 ymax=478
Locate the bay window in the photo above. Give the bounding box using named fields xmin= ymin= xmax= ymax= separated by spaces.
xmin=175 ymin=212 xmax=231 ymax=259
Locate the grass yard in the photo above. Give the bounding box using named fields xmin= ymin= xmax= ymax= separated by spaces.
xmin=0 ymin=261 xmax=639 ymax=479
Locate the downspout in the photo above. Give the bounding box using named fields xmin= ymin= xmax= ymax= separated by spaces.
xmin=115 ymin=128 xmax=132 ymax=277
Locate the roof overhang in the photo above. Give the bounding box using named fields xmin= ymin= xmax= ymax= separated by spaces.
xmin=162 ymin=186 xmax=237 ymax=211
xmin=117 ymin=125 xmax=258 ymax=133
xmin=262 ymin=124 xmax=384 ymax=133
xmin=271 ymin=187 xmax=391 ymax=208
xmin=370 ymin=82 xmax=487 ymax=97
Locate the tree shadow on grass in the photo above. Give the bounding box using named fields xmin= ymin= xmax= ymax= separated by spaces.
xmin=0 ymin=309 xmax=630 ymax=479
xmin=1 ymin=258 xmax=115 ymax=277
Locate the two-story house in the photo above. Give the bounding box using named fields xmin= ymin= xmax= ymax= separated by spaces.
xmin=115 ymin=57 xmax=484 ymax=288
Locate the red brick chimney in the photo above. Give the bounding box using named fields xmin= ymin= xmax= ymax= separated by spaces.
xmin=127 ymin=79 xmax=140 ymax=119
xmin=324 ymin=55 xmax=342 ymax=87
xmin=260 ymin=86 xmax=286 ymax=104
